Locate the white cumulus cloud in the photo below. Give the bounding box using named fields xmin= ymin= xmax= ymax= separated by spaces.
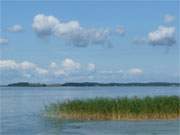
xmin=0 ymin=37 xmax=8 ymax=45
xmin=128 ymin=68 xmax=143 ymax=76
xmin=133 ymin=14 xmax=177 ymax=47
xmin=0 ymin=60 xmax=48 ymax=75
xmin=0 ymin=59 xmax=98 ymax=83
xmin=32 ymin=14 xmax=62 ymax=37
xmin=62 ymin=58 xmax=80 ymax=70
xmin=35 ymin=67 xmax=48 ymax=75
xmin=7 ymin=25 xmax=23 ymax=33
xmin=0 ymin=59 xmax=154 ymax=83
xmin=0 ymin=60 xmax=18 ymax=69
xmin=32 ymin=14 xmax=124 ymax=47
xmin=148 ymin=26 xmax=176 ymax=46
xmin=20 ymin=61 xmax=37 ymax=70
xmin=134 ymin=26 xmax=177 ymax=47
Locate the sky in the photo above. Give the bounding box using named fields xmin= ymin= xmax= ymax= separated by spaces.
xmin=0 ymin=0 xmax=179 ymax=84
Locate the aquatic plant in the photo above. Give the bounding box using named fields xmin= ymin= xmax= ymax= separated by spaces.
xmin=45 ymin=96 xmax=180 ymax=120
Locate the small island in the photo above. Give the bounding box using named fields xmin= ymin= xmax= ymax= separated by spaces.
xmin=7 ymin=82 xmax=47 ymax=87
xmin=45 ymin=96 xmax=180 ymax=120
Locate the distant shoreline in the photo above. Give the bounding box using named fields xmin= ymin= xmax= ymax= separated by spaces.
xmin=3 ymin=82 xmax=180 ymax=87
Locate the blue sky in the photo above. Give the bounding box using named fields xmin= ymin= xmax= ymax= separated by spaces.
xmin=0 ymin=0 xmax=179 ymax=84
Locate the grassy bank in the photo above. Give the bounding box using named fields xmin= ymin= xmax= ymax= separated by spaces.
xmin=45 ymin=96 xmax=180 ymax=120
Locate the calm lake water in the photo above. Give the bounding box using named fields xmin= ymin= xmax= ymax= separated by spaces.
xmin=0 ymin=86 xmax=179 ymax=135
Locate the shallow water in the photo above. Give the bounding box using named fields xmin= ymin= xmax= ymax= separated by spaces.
xmin=0 ymin=86 xmax=179 ymax=135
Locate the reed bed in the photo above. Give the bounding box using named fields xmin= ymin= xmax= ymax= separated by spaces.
xmin=45 ymin=96 xmax=180 ymax=120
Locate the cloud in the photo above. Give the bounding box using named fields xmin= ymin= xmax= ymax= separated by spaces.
xmin=32 ymin=14 xmax=62 ymax=37
xmin=0 ymin=60 xmax=18 ymax=69
xmin=19 ymin=61 xmax=48 ymax=75
xmin=0 ymin=59 xmax=148 ymax=83
xmin=20 ymin=61 xmax=37 ymax=70
xmin=164 ymin=14 xmax=175 ymax=23
xmin=49 ymin=62 xmax=58 ymax=69
xmin=64 ymin=28 xmax=110 ymax=47
xmin=0 ymin=58 xmax=97 ymax=83
xmin=133 ymin=13 xmax=176 ymax=47
xmin=148 ymin=26 xmax=176 ymax=46
xmin=0 ymin=37 xmax=8 ymax=45
xmin=48 ymin=59 xmax=81 ymax=77
xmin=0 ymin=60 xmax=48 ymax=75
xmin=128 ymin=68 xmax=143 ymax=76
xmin=35 ymin=67 xmax=48 ymax=75
xmin=87 ymin=63 xmax=96 ymax=71
xmin=115 ymin=26 xmax=125 ymax=35
xmin=32 ymin=14 xmax=124 ymax=47
xmin=133 ymin=26 xmax=176 ymax=47
xmin=54 ymin=69 xmax=65 ymax=76
xmin=49 ymin=60 xmax=96 ymax=77
xmin=62 ymin=58 xmax=81 ymax=70
xmin=7 ymin=25 xmax=23 ymax=33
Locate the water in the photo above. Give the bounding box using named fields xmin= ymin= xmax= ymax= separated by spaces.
xmin=0 ymin=86 xmax=179 ymax=135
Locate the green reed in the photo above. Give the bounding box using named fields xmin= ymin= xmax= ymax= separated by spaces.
xmin=45 ymin=96 xmax=180 ymax=120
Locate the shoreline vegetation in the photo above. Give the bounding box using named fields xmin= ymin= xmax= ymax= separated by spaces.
xmin=45 ymin=96 xmax=180 ymax=120
xmin=4 ymin=82 xmax=180 ymax=87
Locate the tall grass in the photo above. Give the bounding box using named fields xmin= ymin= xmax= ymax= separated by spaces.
xmin=45 ymin=96 xmax=180 ymax=120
